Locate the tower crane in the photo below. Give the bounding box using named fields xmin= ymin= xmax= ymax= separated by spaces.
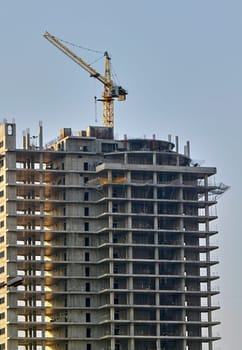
xmin=43 ymin=31 xmax=127 ymax=128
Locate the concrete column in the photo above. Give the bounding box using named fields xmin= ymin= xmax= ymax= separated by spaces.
xmin=205 ymin=175 xmax=213 ymax=350
xmin=38 ymin=121 xmax=43 ymax=150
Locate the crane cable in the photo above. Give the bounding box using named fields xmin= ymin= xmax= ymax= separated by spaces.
xmin=88 ymin=54 xmax=106 ymax=67
xmin=55 ymin=36 xmax=106 ymax=69
xmin=56 ymin=36 xmax=104 ymax=55
xmin=110 ymin=62 xmax=120 ymax=85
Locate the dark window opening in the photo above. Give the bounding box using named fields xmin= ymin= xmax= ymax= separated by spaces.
xmin=85 ymin=237 xmax=90 ymax=246
xmin=85 ymin=252 xmax=90 ymax=261
xmin=86 ymin=328 xmax=91 ymax=338
xmin=84 ymin=176 xmax=89 ymax=184
xmin=86 ymin=313 xmax=91 ymax=322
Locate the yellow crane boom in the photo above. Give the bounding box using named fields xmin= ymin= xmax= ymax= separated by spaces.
xmin=43 ymin=31 xmax=127 ymax=128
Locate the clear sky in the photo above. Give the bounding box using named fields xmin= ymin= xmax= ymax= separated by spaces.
xmin=0 ymin=1 xmax=241 ymax=348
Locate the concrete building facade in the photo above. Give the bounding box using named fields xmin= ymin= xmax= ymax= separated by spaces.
xmin=0 ymin=121 xmax=220 ymax=350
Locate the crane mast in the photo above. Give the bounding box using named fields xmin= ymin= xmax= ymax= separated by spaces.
xmin=43 ymin=31 xmax=127 ymax=128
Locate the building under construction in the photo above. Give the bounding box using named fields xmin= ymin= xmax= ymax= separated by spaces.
xmin=0 ymin=120 xmax=222 ymax=350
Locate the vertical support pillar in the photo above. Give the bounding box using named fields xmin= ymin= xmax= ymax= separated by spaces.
xmin=205 ymin=175 xmax=213 ymax=350
xmin=175 ymin=136 xmax=179 ymax=165
xmin=38 ymin=121 xmax=43 ymax=150
xmin=179 ymin=172 xmax=187 ymax=350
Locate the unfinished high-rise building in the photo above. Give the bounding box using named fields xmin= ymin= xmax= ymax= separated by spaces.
xmin=0 ymin=121 xmax=220 ymax=350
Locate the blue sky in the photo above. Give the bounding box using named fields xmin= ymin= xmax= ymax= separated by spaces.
xmin=0 ymin=1 xmax=241 ymax=348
